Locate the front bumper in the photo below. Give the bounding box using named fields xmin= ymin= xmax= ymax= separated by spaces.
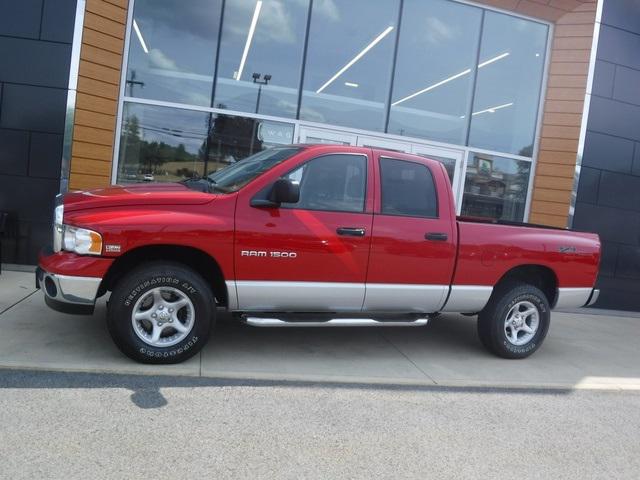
xmin=36 ymin=267 xmax=102 ymax=315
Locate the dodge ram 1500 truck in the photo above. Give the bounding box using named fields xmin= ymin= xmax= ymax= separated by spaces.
xmin=37 ymin=145 xmax=601 ymax=364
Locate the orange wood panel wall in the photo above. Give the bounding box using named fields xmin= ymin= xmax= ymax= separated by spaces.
xmin=68 ymin=0 xmax=128 ymax=191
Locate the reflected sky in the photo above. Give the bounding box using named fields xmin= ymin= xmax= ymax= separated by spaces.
xmin=300 ymin=0 xmax=399 ymax=131
xmin=469 ymin=12 xmax=548 ymax=156
xmin=126 ymin=0 xmax=222 ymax=106
xmin=388 ymin=0 xmax=482 ymax=145
xmin=123 ymin=0 xmax=549 ymax=160
xmin=214 ymin=0 xmax=309 ymax=117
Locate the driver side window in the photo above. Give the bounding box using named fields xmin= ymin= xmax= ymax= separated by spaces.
xmin=282 ymin=154 xmax=367 ymax=213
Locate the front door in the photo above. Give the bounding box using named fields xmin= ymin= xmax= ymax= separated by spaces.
xmin=364 ymin=152 xmax=457 ymax=312
xmin=234 ymin=148 xmax=374 ymax=311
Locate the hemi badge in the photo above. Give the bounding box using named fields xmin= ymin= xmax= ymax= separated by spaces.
xmin=105 ymin=244 xmax=121 ymax=253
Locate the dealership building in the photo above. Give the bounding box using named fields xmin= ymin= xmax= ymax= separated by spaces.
xmin=1 ymin=0 xmax=639 ymax=309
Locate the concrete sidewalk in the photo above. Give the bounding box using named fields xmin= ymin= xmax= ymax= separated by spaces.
xmin=1 ymin=270 xmax=639 ymax=390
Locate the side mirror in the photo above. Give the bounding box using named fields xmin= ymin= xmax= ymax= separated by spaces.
xmin=250 ymin=178 xmax=300 ymax=208
xmin=270 ymin=178 xmax=300 ymax=204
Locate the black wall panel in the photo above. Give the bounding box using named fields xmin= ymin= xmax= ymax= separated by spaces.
xmin=573 ymin=0 xmax=640 ymax=310
xmin=0 ymin=0 xmax=77 ymax=265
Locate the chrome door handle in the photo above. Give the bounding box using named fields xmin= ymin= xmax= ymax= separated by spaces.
xmin=425 ymin=232 xmax=448 ymax=241
xmin=336 ymin=227 xmax=366 ymax=237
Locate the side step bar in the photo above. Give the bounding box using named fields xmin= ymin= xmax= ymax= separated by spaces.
xmin=242 ymin=317 xmax=429 ymax=327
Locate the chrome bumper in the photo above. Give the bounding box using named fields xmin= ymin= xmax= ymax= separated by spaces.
xmin=585 ymin=289 xmax=600 ymax=307
xmin=36 ymin=267 xmax=102 ymax=314
xmin=554 ymin=287 xmax=600 ymax=309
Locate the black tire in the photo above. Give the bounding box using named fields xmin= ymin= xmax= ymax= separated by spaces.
xmin=477 ymin=282 xmax=550 ymax=359
xmin=107 ymin=262 xmax=215 ymax=364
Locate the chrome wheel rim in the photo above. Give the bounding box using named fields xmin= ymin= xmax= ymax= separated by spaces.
xmin=131 ymin=287 xmax=195 ymax=347
xmin=504 ymin=300 xmax=539 ymax=346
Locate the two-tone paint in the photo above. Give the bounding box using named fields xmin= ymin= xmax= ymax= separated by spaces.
xmin=38 ymin=144 xmax=601 ymax=315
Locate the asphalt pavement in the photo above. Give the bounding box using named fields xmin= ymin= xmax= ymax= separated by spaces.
xmin=0 ymin=368 xmax=638 ymax=480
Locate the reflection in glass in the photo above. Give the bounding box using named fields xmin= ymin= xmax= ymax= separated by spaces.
xmin=214 ymin=0 xmax=309 ymax=117
xmin=416 ymin=154 xmax=456 ymax=184
xmin=116 ymin=103 xmax=294 ymax=184
xmin=461 ymin=154 xmax=531 ymax=222
xmin=388 ymin=0 xmax=481 ymax=144
xmin=300 ymin=0 xmax=399 ymax=131
xmin=468 ymin=12 xmax=548 ymax=156
xmin=125 ymin=0 xmax=222 ymax=106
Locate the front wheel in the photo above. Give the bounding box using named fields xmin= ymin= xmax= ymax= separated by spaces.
xmin=107 ymin=262 xmax=215 ymax=364
xmin=477 ymin=282 xmax=550 ymax=359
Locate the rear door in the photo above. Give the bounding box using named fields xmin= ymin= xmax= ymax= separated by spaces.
xmin=234 ymin=147 xmax=374 ymax=311
xmin=364 ymin=152 xmax=457 ymax=312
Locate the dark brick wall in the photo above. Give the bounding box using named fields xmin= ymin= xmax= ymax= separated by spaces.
xmin=0 ymin=0 xmax=76 ymax=264
xmin=573 ymin=0 xmax=640 ymax=310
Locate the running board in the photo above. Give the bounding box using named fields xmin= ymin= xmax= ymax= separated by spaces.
xmin=242 ymin=316 xmax=429 ymax=327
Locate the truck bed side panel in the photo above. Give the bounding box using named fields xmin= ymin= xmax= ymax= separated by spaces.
xmin=453 ymin=221 xmax=600 ymax=290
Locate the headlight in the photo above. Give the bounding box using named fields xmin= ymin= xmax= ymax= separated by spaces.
xmin=53 ymin=205 xmax=64 ymax=252
xmin=62 ymin=226 xmax=103 ymax=255
xmin=53 ymin=204 xmax=103 ymax=255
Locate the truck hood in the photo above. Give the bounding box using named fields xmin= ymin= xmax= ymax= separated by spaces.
xmin=64 ymin=183 xmax=216 ymax=212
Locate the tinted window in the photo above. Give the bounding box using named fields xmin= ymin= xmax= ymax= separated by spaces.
xmin=283 ymin=154 xmax=367 ymax=212
xmin=388 ymin=0 xmax=482 ymax=144
xmin=380 ymin=158 xmax=437 ymax=217
xmin=125 ymin=0 xmax=222 ymax=106
xmin=213 ymin=0 xmax=309 ymax=117
xmin=299 ymin=0 xmax=399 ymax=131
xmin=468 ymin=12 xmax=548 ymax=156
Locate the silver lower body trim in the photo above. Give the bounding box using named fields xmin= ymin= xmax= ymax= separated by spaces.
xmin=232 ymin=281 xmax=495 ymax=313
xmin=236 ymin=281 xmax=365 ymax=311
xmin=440 ymin=285 xmax=493 ymax=313
xmin=363 ymin=284 xmax=448 ymax=312
xmin=225 ymin=280 xmax=239 ymax=310
xmin=39 ymin=270 xmax=101 ymax=305
xmin=243 ymin=317 xmax=429 ymax=327
xmin=554 ymin=287 xmax=593 ymax=309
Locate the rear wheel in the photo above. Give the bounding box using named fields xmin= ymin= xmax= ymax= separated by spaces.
xmin=107 ymin=262 xmax=215 ymax=364
xmin=478 ymin=282 xmax=550 ymax=359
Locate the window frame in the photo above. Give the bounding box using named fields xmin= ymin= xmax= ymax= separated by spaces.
xmin=278 ymin=153 xmax=369 ymax=215
xmin=378 ymin=156 xmax=440 ymax=220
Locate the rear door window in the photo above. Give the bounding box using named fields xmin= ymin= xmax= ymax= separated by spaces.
xmin=379 ymin=158 xmax=438 ymax=218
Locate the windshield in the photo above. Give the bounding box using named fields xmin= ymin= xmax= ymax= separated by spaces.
xmin=206 ymin=147 xmax=303 ymax=193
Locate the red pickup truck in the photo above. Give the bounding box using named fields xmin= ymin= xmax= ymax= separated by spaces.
xmin=37 ymin=145 xmax=600 ymax=364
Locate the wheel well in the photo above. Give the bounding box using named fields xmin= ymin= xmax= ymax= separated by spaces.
xmin=99 ymin=245 xmax=228 ymax=307
xmin=495 ymin=265 xmax=558 ymax=306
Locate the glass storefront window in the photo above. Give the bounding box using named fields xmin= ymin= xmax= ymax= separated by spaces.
xmin=116 ymin=102 xmax=294 ymax=184
xmin=125 ymin=0 xmax=222 ymax=106
xmin=388 ymin=0 xmax=481 ymax=145
xmin=299 ymin=0 xmax=399 ymax=131
xmin=468 ymin=12 xmax=548 ymax=156
xmin=214 ymin=0 xmax=309 ymax=117
xmin=461 ymin=154 xmax=531 ymax=222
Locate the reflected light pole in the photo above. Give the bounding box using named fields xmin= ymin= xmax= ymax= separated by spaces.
xmin=250 ymin=73 xmax=271 ymax=155
xmin=252 ymin=73 xmax=271 ymax=114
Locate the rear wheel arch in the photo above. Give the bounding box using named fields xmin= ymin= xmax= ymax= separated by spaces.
xmin=99 ymin=245 xmax=228 ymax=307
xmin=492 ymin=264 xmax=558 ymax=307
